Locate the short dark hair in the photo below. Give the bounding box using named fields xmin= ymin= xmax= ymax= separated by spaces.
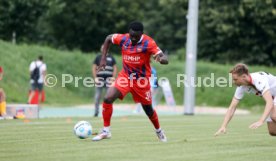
xmin=230 ymin=63 xmax=249 ymax=76
xmin=38 ymin=56 xmax=43 ymax=61
xmin=129 ymin=21 xmax=144 ymax=32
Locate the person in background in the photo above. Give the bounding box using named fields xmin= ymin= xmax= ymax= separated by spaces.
xmin=28 ymin=56 xmax=47 ymax=105
xmin=92 ymin=45 xmax=117 ymax=117
xmin=0 ymin=66 xmax=7 ymax=119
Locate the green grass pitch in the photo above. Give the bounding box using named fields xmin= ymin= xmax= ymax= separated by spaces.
xmin=0 ymin=115 xmax=276 ymax=161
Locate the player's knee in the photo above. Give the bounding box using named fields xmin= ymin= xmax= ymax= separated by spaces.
xmin=142 ymin=105 xmax=154 ymax=117
xmin=103 ymin=96 xmax=114 ymax=104
xmin=269 ymin=131 xmax=276 ymax=136
xmin=268 ymin=122 xmax=276 ymax=136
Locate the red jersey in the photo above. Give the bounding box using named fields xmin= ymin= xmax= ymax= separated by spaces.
xmin=0 ymin=66 xmax=2 ymax=73
xmin=112 ymin=33 xmax=162 ymax=78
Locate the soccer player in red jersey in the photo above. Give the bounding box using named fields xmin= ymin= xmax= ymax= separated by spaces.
xmin=92 ymin=21 xmax=168 ymax=142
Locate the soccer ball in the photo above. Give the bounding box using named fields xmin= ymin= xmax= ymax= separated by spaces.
xmin=73 ymin=121 xmax=92 ymax=139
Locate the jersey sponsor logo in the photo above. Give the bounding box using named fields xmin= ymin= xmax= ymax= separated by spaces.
xmin=123 ymin=55 xmax=141 ymax=62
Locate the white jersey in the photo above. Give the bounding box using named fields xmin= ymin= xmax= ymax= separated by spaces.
xmin=234 ymin=72 xmax=276 ymax=104
xmin=29 ymin=60 xmax=47 ymax=84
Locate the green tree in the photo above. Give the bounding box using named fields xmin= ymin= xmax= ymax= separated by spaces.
xmin=0 ymin=0 xmax=50 ymax=42
xmin=46 ymin=0 xmax=146 ymax=52
xmin=198 ymin=0 xmax=276 ymax=66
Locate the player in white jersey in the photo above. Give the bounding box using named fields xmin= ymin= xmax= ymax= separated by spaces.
xmin=215 ymin=63 xmax=276 ymax=136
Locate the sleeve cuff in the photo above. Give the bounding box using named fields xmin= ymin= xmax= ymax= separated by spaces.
xmin=111 ymin=34 xmax=116 ymax=44
xmin=153 ymin=51 xmax=162 ymax=56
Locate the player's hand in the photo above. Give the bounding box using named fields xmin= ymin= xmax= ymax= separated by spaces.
xmin=153 ymin=53 xmax=168 ymax=64
xmin=249 ymin=120 xmax=264 ymax=129
xmin=214 ymin=127 xmax=227 ymax=136
xmin=153 ymin=54 xmax=161 ymax=62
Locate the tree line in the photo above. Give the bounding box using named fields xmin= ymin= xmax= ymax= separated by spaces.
xmin=0 ymin=0 xmax=275 ymax=66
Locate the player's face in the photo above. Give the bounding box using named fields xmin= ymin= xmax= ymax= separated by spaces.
xmin=129 ymin=29 xmax=142 ymax=45
xmin=232 ymin=73 xmax=246 ymax=86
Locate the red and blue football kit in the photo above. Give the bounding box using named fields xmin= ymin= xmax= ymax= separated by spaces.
xmin=111 ymin=33 xmax=162 ymax=104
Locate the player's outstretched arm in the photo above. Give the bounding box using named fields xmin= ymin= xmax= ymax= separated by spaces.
xmin=249 ymin=91 xmax=273 ymax=129
xmin=214 ymin=97 xmax=239 ymax=136
xmin=153 ymin=52 xmax=168 ymax=65
xmin=97 ymin=35 xmax=113 ymax=72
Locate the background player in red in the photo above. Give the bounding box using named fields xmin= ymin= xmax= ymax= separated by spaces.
xmin=92 ymin=21 xmax=169 ymax=142
xmin=0 ymin=66 xmax=7 ymax=119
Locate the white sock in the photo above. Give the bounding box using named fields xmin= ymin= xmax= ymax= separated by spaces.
xmin=103 ymin=126 xmax=110 ymax=132
xmin=156 ymin=128 xmax=162 ymax=133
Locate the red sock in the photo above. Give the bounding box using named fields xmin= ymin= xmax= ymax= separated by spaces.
xmin=149 ymin=110 xmax=160 ymax=129
xmin=102 ymin=102 xmax=113 ymax=127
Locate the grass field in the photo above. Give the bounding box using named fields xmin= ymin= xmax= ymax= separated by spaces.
xmin=1 ymin=115 xmax=276 ymax=161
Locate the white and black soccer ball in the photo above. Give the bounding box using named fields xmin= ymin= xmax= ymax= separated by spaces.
xmin=73 ymin=121 xmax=92 ymax=139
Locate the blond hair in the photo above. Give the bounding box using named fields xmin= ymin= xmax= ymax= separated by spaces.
xmin=230 ymin=63 xmax=249 ymax=76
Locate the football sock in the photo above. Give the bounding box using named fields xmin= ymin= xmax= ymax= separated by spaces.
xmin=0 ymin=101 xmax=6 ymax=116
xmin=102 ymin=102 xmax=113 ymax=127
xmin=149 ymin=110 xmax=160 ymax=129
xmin=103 ymin=126 xmax=110 ymax=132
xmin=155 ymin=128 xmax=162 ymax=133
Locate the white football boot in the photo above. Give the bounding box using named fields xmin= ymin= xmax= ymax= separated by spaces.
xmin=92 ymin=129 xmax=112 ymax=141
xmin=156 ymin=129 xmax=167 ymax=142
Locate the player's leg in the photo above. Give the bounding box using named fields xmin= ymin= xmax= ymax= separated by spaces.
xmin=141 ymin=104 xmax=160 ymax=129
xmin=94 ymin=86 xmax=103 ymax=117
xmin=28 ymin=83 xmax=36 ymax=104
xmin=133 ymin=79 xmax=160 ymax=129
xmin=101 ymin=87 xmax=122 ymax=126
xmin=37 ymin=83 xmax=44 ymax=105
xmin=92 ymin=87 xmax=122 ymax=141
xmin=141 ymin=104 xmax=167 ymax=142
xmin=132 ymin=78 xmax=167 ymax=142
xmin=93 ymin=73 xmax=130 ymax=141
xmin=267 ymin=104 xmax=276 ymax=136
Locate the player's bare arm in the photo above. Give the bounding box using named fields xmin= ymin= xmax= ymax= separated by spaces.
xmin=153 ymin=52 xmax=169 ymax=65
xmin=249 ymin=90 xmax=274 ymax=129
xmin=214 ymin=97 xmax=239 ymax=136
xmin=97 ymin=35 xmax=113 ymax=72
